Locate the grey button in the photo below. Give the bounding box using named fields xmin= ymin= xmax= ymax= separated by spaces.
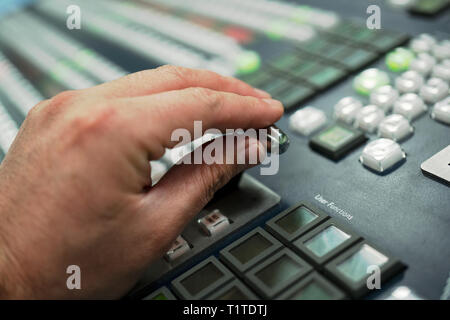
xmin=354 ymin=105 xmax=385 ymax=133
xmin=431 ymin=59 xmax=450 ymax=82
xmin=419 ymin=78 xmax=449 ymax=103
xmin=431 ymin=96 xmax=450 ymax=125
xmin=395 ymin=70 xmax=424 ymax=94
xmin=410 ymin=34 xmax=437 ymax=54
xmin=409 ymin=53 xmax=436 ymax=75
xmin=378 ymin=114 xmax=413 ymax=141
xmin=393 ymin=93 xmax=427 ymax=120
xmin=334 ymin=96 xmax=363 ymax=124
xmin=370 ymin=85 xmax=399 ymax=112
xmin=432 ymin=40 xmax=450 ymax=60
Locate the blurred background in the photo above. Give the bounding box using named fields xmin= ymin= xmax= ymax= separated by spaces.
xmin=0 ymin=0 xmax=449 ymax=300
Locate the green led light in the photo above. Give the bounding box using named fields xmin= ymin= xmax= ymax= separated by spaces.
xmin=353 ymin=68 xmax=390 ymax=95
xmin=385 ymin=47 xmax=414 ymax=72
xmin=291 ymin=6 xmax=311 ymax=23
xmin=266 ymin=21 xmax=289 ymax=40
xmin=235 ymin=51 xmax=261 ymax=75
xmin=74 ymin=49 xmax=96 ymax=67
xmin=152 ymin=293 xmax=168 ymax=300
xmin=49 ymin=60 xmax=70 ymax=81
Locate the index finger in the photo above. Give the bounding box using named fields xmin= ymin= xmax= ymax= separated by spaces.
xmin=121 ymin=87 xmax=284 ymax=159
xmin=92 ymin=65 xmax=271 ymax=99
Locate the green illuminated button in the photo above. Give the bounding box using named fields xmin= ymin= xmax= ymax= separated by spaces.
xmin=266 ymin=202 xmax=328 ymax=242
xmin=309 ymin=123 xmax=367 ymax=161
xmin=220 ymin=228 xmax=282 ymax=274
xmin=207 ymin=279 xmax=258 ymax=300
xmin=277 ymin=272 xmax=346 ymax=300
xmin=325 ymin=242 xmax=407 ymax=298
xmin=333 ymin=47 xmax=377 ymax=71
xmin=239 ymin=71 xmax=271 ymax=88
xmin=171 ymin=257 xmax=234 ymax=299
xmin=293 ymin=220 xmax=361 ymax=268
xmin=304 ymin=65 xmax=346 ymax=89
xmin=372 ymin=32 xmax=409 ymax=52
xmin=410 ymin=0 xmax=450 ymax=15
xmin=236 ymin=51 xmax=261 ymax=75
xmin=246 ymin=249 xmax=313 ymax=299
xmin=270 ymin=53 xmax=299 ymax=71
xmin=143 ymin=287 xmax=176 ymax=300
xmin=276 ymin=84 xmax=315 ymax=110
xmin=386 ymin=47 xmax=415 ymax=72
xmin=266 ymin=21 xmax=289 ymax=40
xmin=353 ymin=68 xmax=390 ymax=95
xmin=260 ymin=78 xmax=291 ymax=96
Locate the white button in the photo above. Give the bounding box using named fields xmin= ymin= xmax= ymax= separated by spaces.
xmin=431 ymin=59 xmax=450 ymax=82
xmin=410 ymin=34 xmax=436 ymax=54
xmin=333 ymin=96 xmax=363 ymax=124
xmin=393 ymin=93 xmax=427 ymax=120
xmin=289 ymin=106 xmax=327 ymax=136
xmin=431 ymin=96 xmax=450 ymax=125
xmin=360 ymin=138 xmax=406 ymax=173
xmin=409 ymin=53 xmax=436 ymax=75
xmin=354 ymin=105 xmax=385 ymax=133
xmin=395 ymin=70 xmax=424 ymax=94
xmin=432 ymin=40 xmax=450 ymax=60
xmin=165 ymin=235 xmax=191 ymax=262
xmin=198 ymin=209 xmax=230 ymax=236
xmin=419 ymin=78 xmax=449 ymax=103
xmin=370 ymin=85 xmax=399 ymax=112
xmin=378 ymin=114 xmax=413 ymax=141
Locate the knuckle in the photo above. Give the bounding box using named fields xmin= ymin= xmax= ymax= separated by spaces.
xmin=191 ymin=87 xmax=223 ymax=111
xmin=68 ymin=101 xmax=118 ymax=136
xmin=27 ymin=99 xmax=51 ymax=118
xmin=32 ymin=90 xmax=79 ymax=120
xmin=49 ymin=90 xmax=79 ymax=109
xmin=159 ymin=65 xmax=192 ymax=83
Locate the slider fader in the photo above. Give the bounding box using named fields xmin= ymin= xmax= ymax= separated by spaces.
xmin=0 ymin=0 xmax=448 ymax=301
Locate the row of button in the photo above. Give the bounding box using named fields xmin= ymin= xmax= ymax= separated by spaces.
xmin=146 ymin=202 xmax=405 ymax=300
xmin=0 ymin=19 xmax=97 ymax=91
xmin=14 ymin=12 xmax=128 ymax=84
xmin=164 ymin=209 xmax=231 ymax=262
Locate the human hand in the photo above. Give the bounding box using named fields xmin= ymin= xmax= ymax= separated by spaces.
xmin=0 ymin=65 xmax=283 ymax=299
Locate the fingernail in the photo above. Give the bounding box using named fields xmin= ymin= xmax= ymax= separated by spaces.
xmin=254 ymin=88 xmax=271 ymax=98
xmin=263 ymin=98 xmax=283 ymax=110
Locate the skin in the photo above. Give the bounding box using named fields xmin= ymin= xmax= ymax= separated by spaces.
xmin=0 ymin=65 xmax=283 ymax=299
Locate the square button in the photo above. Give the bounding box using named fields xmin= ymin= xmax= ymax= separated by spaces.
xmin=220 ymin=227 xmax=282 ymax=275
xmin=245 ymin=248 xmax=313 ymax=299
xmin=377 ymin=114 xmax=413 ymax=142
xmin=143 ymin=286 xmax=177 ymax=300
xmin=277 ymin=272 xmax=346 ymax=300
xmin=266 ymin=201 xmax=328 ymax=242
xmin=207 ymin=279 xmax=258 ymax=300
xmin=292 ymin=219 xmax=362 ymax=269
xmin=289 ymin=106 xmax=327 ymax=136
xmin=309 ymin=123 xmax=367 ymax=161
xmin=164 ymin=235 xmax=191 ymax=262
xmin=325 ymin=242 xmax=407 ymax=298
xmin=171 ymin=257 xmax=234 ymax=299
xmin=360 ymin=138 xmax=406 ymax=173
xmin=276 ymin=84 xmax=315 ymax=110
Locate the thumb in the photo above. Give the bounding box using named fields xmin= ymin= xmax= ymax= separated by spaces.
xmin=142 ymin=136 xmax=266 ymax=240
